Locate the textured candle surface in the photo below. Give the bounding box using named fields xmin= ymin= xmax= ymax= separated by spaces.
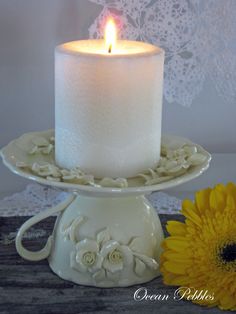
xmin=55 ymin=40 xmax=164 ymax=178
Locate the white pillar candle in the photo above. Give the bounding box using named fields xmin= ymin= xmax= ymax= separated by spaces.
xmin=55 ymin=38 xmax=164 ymax=178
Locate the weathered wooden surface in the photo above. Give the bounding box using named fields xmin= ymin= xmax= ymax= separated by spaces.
xmin=0 ymin=215 xmax=228 ymax=314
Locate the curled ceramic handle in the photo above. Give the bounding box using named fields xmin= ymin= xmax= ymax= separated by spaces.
xmin=15 ymin=194 xmax=75 ymax=261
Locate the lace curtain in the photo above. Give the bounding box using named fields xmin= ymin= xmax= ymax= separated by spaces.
xmin=88 ymin=0 xmax=236 ymax=107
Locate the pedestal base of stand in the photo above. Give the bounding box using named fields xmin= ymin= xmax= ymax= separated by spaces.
xmin=16 ymin=194 xmax=164 ymax=288
xmin=4 ymin=131 xmax=210 ymax=287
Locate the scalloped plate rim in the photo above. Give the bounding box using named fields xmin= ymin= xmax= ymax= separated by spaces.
xmin=0 ymin=130 xmax=211 ymax=196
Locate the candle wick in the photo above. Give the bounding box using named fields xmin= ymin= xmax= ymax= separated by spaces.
xmin=108 ymin=44 xmax=112 ymax=53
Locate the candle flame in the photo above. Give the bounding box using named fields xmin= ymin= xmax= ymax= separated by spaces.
xmin=105 ymin=18 xmax=117 ymax=53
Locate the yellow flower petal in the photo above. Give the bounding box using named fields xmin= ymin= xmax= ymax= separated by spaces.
xmin=195 ymin=188 xmax=211 ymax=212
xmin=181 ymin=205 xmax=202 ymax=227
xmin=166 ymin=221 xmax=187 ymax=236
xmin=164 ymin=236 xmax=190 ymax=251
xmin=210 ymin=189 xmax=226 ymax=211
xmin=219 ymin=294 xmax=236 ymax=310
xmin=226 ymin=182 xmax=236 ymax=194
xmin=226 ymin=193 xmax=236 ymax=209
xmin=182 ymin=199 xmax=195 ymax=212
xmin=163 ymin=251 xmax=191 ymax=262
xmin=215 ymin=183 xmax=227 ymax=193
xmin=163 ymin=261 xmax=188 ymax=275
xmin=162 ymin=272 xmax=190 ymax=285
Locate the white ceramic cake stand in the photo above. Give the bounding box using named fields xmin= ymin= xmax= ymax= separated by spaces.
xmin=1 ymin=131 xmax=211 ymax=287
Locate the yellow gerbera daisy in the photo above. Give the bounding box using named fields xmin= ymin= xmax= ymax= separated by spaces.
xmin=160 ymin=182 xmax=236 ymax=311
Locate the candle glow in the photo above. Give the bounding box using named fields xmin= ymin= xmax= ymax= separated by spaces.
xmin=105 ymin=18 xmax=117 ymax=53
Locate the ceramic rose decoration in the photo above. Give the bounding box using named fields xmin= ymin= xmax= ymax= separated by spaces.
xmin=68 ymin=225 xmax=158 ymax=285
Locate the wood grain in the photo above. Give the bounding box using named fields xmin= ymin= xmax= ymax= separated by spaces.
xmin=0 ymin=215 xmax=229 ymax=314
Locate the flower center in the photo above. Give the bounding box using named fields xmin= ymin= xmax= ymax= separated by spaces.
xmin=82 ymin=251 xmax=96 ymax=266
xmin=220 ymin=243 xmax=236 ymax=263
xmin=108 ymin=249 xmax=123 ymax=264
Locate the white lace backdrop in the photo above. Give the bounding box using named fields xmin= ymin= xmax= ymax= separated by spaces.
xmin=88 ymin=0 xmax=236 ymax=107
xmin=0 ymin=0 xmax=236 ymax=196
xmin=0 ymin=183 xmax=182 ymax=216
